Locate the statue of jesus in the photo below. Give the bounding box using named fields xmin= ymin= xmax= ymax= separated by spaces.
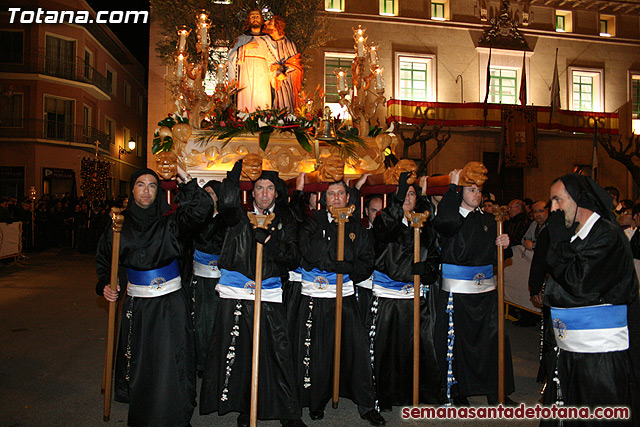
xmin=228 ymin=10 xmax=277 ymax=112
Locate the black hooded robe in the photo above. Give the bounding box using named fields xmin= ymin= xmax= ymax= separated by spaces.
xmin=369 ymin=194 xmax=444 ymax=408
xmin=199 ymin=171 xmax=302 ymax=421
xmin=433 ymin=184 xmax=515 ymax=400
xmin=541 ymin=174 xmax=640 ymax=426
xmin=290 ymin=191 xmax=376 ymax=413
xmin=95 ymin=171 xmax=213 ymax=427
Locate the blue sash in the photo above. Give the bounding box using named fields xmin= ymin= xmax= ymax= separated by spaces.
xmin=218 ymin=269 xmax=282 ymax=290
xmin=127 ymin=259 xmax=180 ymax=287
xmin=193 ymin=249 xmax=220 ymax=265
xmin=372 ymin=270 xmax=412 ymax=292
xmin=550 ymin=305 xmax=627 ymax=331
xmin=301 ymin=268 xmax=350 ymax=286
xmin=442 ymin=263 xmax=493 ymax=280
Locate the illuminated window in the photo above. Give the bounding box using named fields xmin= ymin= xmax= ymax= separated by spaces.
xmin=599 ymin=14 xmax=615 ymax=37
xmin=324 ymin=53 xmax=354 ymax=118
xmin=379 ymin=0 xmax=398 ymax=16
xmin=325 ymin=0 xmax=344 ymax=12
xmin=555 ymin=10 xmax=572 ymax=32
xmin=432 ymin=2 xmax=445 ymax=20
xmin=488 ymin=68 xmax=517 ymax=104
xmin=570 ymin=68 xmax=603 ymax=112
xmin=396 ymin=54 xmax=436 ymax=101
xmin=632 ymin=74 xmax=640 ymax=134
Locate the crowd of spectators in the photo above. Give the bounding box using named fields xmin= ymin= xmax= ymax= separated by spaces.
xmin=0 ymin=193 xmax=125 ymax=253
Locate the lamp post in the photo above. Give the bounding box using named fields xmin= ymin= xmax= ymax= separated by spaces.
xmin=119 ymin=138 xmax=136 ymax=156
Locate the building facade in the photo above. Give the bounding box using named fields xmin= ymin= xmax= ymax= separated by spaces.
xmin=146 ymin=0 xmax=640 ymax=202
xmin=0 ymin=0 xmax=147 ymax=200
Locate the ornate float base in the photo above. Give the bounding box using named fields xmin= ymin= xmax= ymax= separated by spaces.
xmin=181 ymin=131 xmax=385 ymax=185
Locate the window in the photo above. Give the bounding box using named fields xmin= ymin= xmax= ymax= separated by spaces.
xmin=325 ymin=0 xmax=344 ymax=12
xmin=82 ymin=105 xmax=91 ymax=136
xmin=45 ymin=35 xmax=75 ymax=80
xmin=379 ymin=0 xmax=398 ymax=16
xmin=137 ymin=93 xmax=145 ymax=115
xmin=573 ymin=75 xmax=593 ymax=111
xmin=396 ymin=54 xmax=436 ymax=102
xmin=555 ymin=10 xmax=572 ymax=32
xmin=630 ymin=74 xmax=640 ymax=134
xmin=569 ymin=68 xmax=603 ymax=112
xmin=124 ymin=81 xmax=131 ymax=106
xmin=431 ymin=1 xmax=448 ymax=21
xmin=324 ymin=53 xmax=354 ymax=117
xmin=488 ymin=68 xmax=517 ymax=104
xmin=105 ymin=116 xmax=115 ymax=145
xmin=105 ymin=64 xmax=117 ymax=96
xmin=0 ymin=30 xmax=24 ymax=64
xmin=600 ymin=14 xmax=615 ymax=37
xmin=84 ymin=48 xmax=93 ymax=79
xmin=0 ymin=93 xmax=23 ymax=127
xmin=44 ymin=96 xmax=74 ymax=140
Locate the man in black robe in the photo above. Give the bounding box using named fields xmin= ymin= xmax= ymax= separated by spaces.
xmin=199 ymin=161 xmax=304 ymax=427
xmin=542 ymin=174 xmax=640 ymax=425
xmin=290 ymin=178 xmax=385 ymax=426
xmin=433 ymin=168 xmax=515 ymax=406
xmin=187 ymin=180 xmax=226 ymax=375
xmin=96 ymin=166 xmax=213 ymax=427
xmin=369 ymin=173 xmax=443 ymax=409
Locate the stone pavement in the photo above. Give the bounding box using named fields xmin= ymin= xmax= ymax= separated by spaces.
xmin=0 ymin=249 xmax=541 ymax=426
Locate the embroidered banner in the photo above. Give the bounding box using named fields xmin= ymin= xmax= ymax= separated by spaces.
xmin=502 ymin=105 xmax=538 ymax=167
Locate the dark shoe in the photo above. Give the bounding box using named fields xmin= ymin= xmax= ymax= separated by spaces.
xmin=361 ymin=409 xmax=386 ymax=426
xmin=309 ymin=410 xmax=324 ymax=420
xmin=281 ymin=419 xmax=307 ymax=427
xmin=452 ymin=396 xmax=470 ymax=407
xmin=237 ymin=413 xmax=250 ymax=427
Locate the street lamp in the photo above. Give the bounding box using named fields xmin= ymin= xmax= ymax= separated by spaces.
xmin=119 ymin=138 xmax=136 ymax=155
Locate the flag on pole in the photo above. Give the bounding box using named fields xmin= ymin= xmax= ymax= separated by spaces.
xmin=519 ymin=50 xmax=527 ymax=107
xmin=550 ymin=48 xmax=561 ymax=122
xmin=483 ymin=45 xmax=492 ymax=126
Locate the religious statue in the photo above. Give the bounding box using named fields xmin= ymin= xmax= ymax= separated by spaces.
xmin=317 ymin=155 xmax=345 ymax=182
xmin=263 ymin=16 xmax=303 ymax=112
xmin=383 ymin=158 xmax=418 ymax=185
xmin=241 ymin=153 xmax=263 ymax=181
xmin=228 ymin=9 xmax=277 ymax=112
xmin=155 ymin=151 xmax=180 ymax=205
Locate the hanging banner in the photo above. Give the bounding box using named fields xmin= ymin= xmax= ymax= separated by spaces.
xmin=386 ymin=100 xmax=619 ymax=135
xmin=502 ymin=105 xmax=538 ymax=167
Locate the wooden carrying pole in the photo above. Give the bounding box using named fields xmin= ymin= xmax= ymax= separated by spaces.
xmin=103 ymin=207 xmax=124 ymax=422
xmin=247 ymin=212 xmax=275 ymax=427
xmin=495 ymin=213 xmax=505 ymax=403
xmin=404 ymin=211 xmax=429 ymax=406
xmin=328 ymin=204 xmax=355 ymax=409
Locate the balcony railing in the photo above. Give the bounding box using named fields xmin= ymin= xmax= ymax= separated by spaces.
xmin=0 ymin=118 xmax=112 ymax=151
xmin=0 ymin=53 xmax=112 ymax=95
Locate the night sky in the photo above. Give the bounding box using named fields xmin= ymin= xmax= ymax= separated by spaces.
xmin=86 ymin=0 xmax=151 ymax=70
